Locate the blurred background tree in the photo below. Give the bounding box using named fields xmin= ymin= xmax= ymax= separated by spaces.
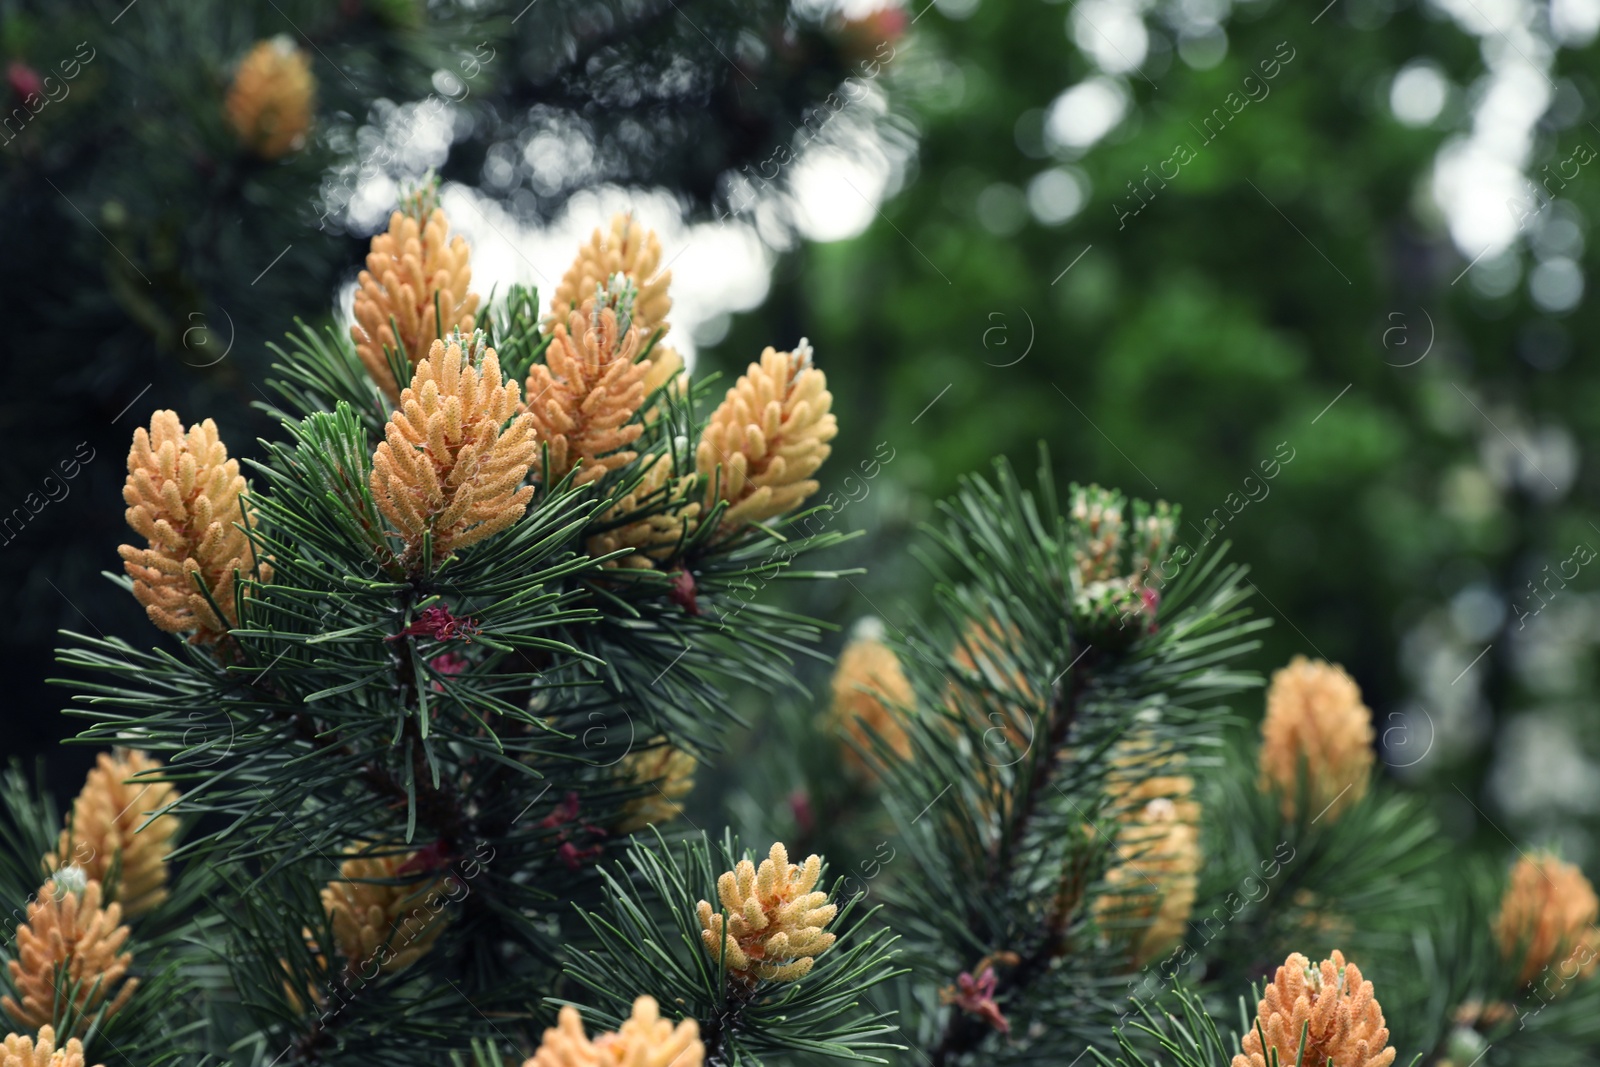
xmin=4 ymin=0 xmax=1598 ymax=899
xmin=702 ymin=0 xmax=1600 ymax=872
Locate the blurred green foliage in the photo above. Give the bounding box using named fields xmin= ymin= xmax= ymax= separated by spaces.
xmin=703 ymin=0 xmax=1600 ymax=863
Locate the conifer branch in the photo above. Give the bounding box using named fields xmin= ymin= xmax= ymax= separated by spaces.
xmin=929 ymin=650 xmax=1096 ymax=1065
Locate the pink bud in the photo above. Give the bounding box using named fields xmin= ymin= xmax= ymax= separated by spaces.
xmin=788 ymin=788 xmax=815 ymax=836
xmin=7 ymin=61 xmax=42 ymax=101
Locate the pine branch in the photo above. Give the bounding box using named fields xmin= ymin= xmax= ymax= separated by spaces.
xmin=931 ymin=649 xmax=1096 ymax=1065
xmin=562 ymin=831 xmax=905 ymax=1066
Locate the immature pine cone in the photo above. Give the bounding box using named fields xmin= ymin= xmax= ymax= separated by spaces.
xmin=525 ymin=302 xmax=652 ymax=486
xmin=321 ymin=851 xmax=450 ymax=976
xmin=617 ymin=742 xmax=696 ymax=833
xmin=1233 ymin=950 xmax=1396 ymax=1067
xmin=118 ymin=411 xmax=269 ymax=645
xmin=697 ymin=842 xmax=837 ymax=983
xmin=2 ymin=879 xmax=137 ymax=1031
xmin=550 ymin=216 xmax=685 ymax=402
xmin=1063 ymin=490 xmax=1174 ymax=641
xmin=1492 ymin=851 xmax=1600 ymax=990
xmin=524 ymin=996 xmax=703 ymax=1067
xmin=1129 ymin=501 xmax=1179 ymax=586
xmin=1093 ymin=743 xmax=1201 ymax=966
xmin=697 ymin=341 xmax=836 ymax=531
xmin=351 ymin=208 xmax=480 ymax=402
xmin=549 ymin=214 xmax=673 ymax=339
xmin=829 ymin=634 xmax=914 ymax=777
xmin=370 ymin=339 xmax=537 ymax=567
xmin=585 ymin=454 xmax=701 ymax=569
xmin=0 ymin=1026 xmax=96 ymax=1067
xmin=1069 ymin=484 xmax=1127 ymax=585
xmin=224 ymin=37 xmax=314 ymax=158
xmin=1259 ymin=656 xmax=1375 ymax=823
xmin=45 ymin=751 xmax=180 ymax=917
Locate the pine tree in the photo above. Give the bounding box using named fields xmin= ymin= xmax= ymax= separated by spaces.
xmin=5 ymin=193 xmax=1600 ymax=1067
xmin=0 ymin=0 xmax=892 ymax=660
